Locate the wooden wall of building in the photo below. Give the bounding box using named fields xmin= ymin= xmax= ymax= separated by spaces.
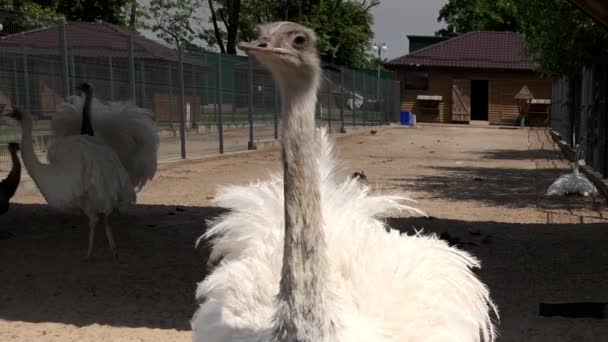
xmin=395 ymin=67 xmax=553 ymax=125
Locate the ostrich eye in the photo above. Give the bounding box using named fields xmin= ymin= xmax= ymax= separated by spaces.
xmin=293 ymin=35 xmax=306 ymax=48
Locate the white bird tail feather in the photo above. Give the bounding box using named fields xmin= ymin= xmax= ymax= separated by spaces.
xmin=53 ymin=96 xmax=159 ymax=191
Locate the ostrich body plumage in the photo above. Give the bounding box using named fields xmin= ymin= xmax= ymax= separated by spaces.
xmin=52 ymin=96 xmax=159 ymax=191
xmin=192 ymin=21 xmax=496 ymax=342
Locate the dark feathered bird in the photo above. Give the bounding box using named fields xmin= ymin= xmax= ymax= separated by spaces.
xmin=0 ymin=143 xmax=21 ymax=214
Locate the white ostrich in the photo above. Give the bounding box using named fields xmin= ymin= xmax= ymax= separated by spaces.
xmin=192 ymin=21 xmax=497 ymax=342
xmin=5 ymin=105 xmax=135 ymax=259
xmin=546 ymin=145 xmax=597 ymax=197
xmin=0 ymin=142 xmax=21 ymax=214
xmin=52 ymin=83 xmax=159 ymax=191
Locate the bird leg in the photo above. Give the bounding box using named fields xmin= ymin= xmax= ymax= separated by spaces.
xmin=101 ymin=214 xmax=119 ymax=259
xmin=86 ymin=215 xmax=99 ymax=260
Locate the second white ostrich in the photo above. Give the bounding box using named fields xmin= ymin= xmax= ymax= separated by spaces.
xmin=192 ymin=21 xmax=497 ymax=342
xmin=52 ymin=83 xmax=159 ymax=191
xmin=5 ymin=105 xmax=135 ymax=259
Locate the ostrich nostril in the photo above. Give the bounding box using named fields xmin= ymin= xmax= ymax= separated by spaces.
xmin=258 ymin=42 xmax=268 ymax=48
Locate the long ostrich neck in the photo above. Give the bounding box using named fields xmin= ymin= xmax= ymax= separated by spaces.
xmin=2 ymin=147 xmax=21 ymax=196
xmin=81 ymin=91 xmax=94 ymax=136
xmin=274 ymin=71 xmax=333 ymax=341
xmin=19 ymin=118 xmax=46 ymax=178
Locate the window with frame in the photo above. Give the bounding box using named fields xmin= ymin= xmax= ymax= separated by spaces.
xmin=404 ymin=71 xmax=429 ymax=91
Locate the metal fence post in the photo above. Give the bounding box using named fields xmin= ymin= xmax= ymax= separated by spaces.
xmin=168 ymin=63 xmax=174 ymax=128
xmin=351 ymin=69 xmax=356 ymax=127
xmin=327 ymin=76 xmax=332 ymax=133
xmin=217 ymin=53 xmax=224 ymax=154
xmin=108 ymin=56 xmax=114 ymax=101
xmin=22 ymin=48 xmax=30 ymax=114
xmin=274 ymin=85 xmax=279 ymax=139
xmin=140 ymin=61 xmax=146 ymax=107
xmin=178 ymin=46 xmax=186 ymax=159
xmin=339 ymin=66 xmax=345 ymax=133
xmin=362 ymin=76 xmax=367 ymax=126
xmin=247 ymin=57 xmax=256 ymax=149
xmin=59 ymin=22 xmax=70 ymax=98
xmin=12 ymin=56 xmax=19 ymax=108
xmin=128 ymin=34 xmax=137 ymax=104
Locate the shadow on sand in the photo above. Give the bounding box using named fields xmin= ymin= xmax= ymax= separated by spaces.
xmin=389 ymin=217 xmax=608 ymax=341
xmin=0 ymin=203 xmax=225 ymax=331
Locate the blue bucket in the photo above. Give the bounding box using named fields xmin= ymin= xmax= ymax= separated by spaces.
xmin=400 ymin=111 xmax=412 ymax=125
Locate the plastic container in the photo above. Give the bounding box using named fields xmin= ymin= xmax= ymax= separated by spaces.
xmin=400 ymin=111 xmax=411 ymax=125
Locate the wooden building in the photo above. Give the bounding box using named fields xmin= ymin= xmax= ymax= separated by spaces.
xmin=387 ymin=31 xmax=553 ymax=126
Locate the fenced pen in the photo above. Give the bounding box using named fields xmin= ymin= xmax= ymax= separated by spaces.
xmin=0 ymin=21 xmax=401 ymax=174
xmin=551 ymin=63 xmax=608 ymax=177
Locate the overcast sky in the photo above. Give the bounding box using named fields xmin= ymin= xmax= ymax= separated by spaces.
xmin=372 ymin=0 xmax=448 ymax=60
xmin=139 ymin=0 xmax=449 ymax=59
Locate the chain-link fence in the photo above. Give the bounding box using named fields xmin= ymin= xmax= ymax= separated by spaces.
xmin=551 ymin=63 xmax=608 ymax=177
xmin=0 ymin=21 xmax=401 ymax=175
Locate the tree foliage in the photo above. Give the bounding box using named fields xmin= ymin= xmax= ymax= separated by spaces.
xmin=202 ymin=0 xmax=379 ymax=68
xmin=140 ymin=0 xmax=200 ymax=47
xmin=437 ymin=0 xmax=608 ymax=76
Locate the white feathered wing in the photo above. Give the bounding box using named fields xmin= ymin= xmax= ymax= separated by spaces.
xmin=53 ymin=96 xmax=159 ymax=191
xmin=33 ymin=135 xmax=135 ymax=218
xmin=192 ymin=129 xmax=497 ymax=342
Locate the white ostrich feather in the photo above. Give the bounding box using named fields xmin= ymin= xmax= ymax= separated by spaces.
xmin=546 ymin=165 xmax=597 ymax=197
xmin=29 ymin=135 xmax=135 ymax=218
xmin=53 ymin=96 xmax=159 ymax=191
xmin=192 ymin=129 xmax=497 ymax=342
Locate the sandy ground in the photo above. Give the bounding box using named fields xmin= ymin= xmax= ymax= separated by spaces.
xmin=1 ymin=124 xmax=607 ymax=341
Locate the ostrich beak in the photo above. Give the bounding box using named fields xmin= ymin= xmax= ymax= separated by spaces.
xmin=237 ymin=41 xmax=297 ymax=58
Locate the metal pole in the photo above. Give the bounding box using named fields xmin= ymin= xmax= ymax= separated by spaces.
xmin=69 ymin=50 xmax=75 ymax=93
xmin=128 ymin=34 xmax=137 ymax=104
xmin=12 ymin=56 xmax=19 ymax=107
xmin=109 ymin=56 xmax=114 ymax=101
xmin=377 ymin=48 xmax=381 ymax=126
xmin=22 ymin=49 xmax=30 ymax=114
xmin=192 ymin=65 xmax=196 ymax=128
xmin=217 ymin=53 xmax=224 ymax=154
xmin=274 ymin=85 xmax=279 ymax=139
xmin=339 ymin=67 xmax=346 ymax=133
xmin=140 ymin=61 xmax=146 ymax=107
xmin=351 ymin=69 xmax=356 ymax=127
xmin=59 ymin=22 xmax=70 ymax=97
xmin=247 ymin=57 xmax=256 ymax=149
xmin=327 ymin=75 xmax=332 ymax=133
xmin=168 ymin=63 xmax=174 ymax=128
xmin=178 ymin=46 xmax=186 ymax=159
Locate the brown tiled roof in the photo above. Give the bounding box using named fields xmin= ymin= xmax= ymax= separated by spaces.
xmin=387 ymin=31 xmax=537 ymax=71
xmin=0 ymin=22 xmax=207 ymax=66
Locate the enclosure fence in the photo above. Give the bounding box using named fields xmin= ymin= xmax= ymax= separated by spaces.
xmin=0 ymin=21 xmax=401 ymax=174
xmin=551 ymin=63 xmax=608 ymax=177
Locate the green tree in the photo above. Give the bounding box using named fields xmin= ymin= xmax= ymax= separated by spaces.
xmin=436 ymin=0 xmax=519 ymax=36
xmin=518 ymin=0 xmax=608 ymax=76
xmin=437 ymin=0 xmax=608 ymax=76
xmin=203 ymin=0 xmax=379 ymax=68
xmin=141 ymin=0 xmax=201 ymax=47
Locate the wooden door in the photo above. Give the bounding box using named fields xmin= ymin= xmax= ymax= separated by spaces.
xmin=452 ymin=79 xmax=471 ymax=121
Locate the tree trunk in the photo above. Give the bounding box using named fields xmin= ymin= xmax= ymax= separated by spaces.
xmin=208 ymin=0 xmax=226 ymax=54
xmin=225 ymin=0 xmax=242 ymax=54
xmin=129 ymin=0 xmax=137 ymax=29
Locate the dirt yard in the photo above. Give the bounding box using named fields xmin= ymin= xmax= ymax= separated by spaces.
xmin=1 ymin=124 xmax=607 ymax=341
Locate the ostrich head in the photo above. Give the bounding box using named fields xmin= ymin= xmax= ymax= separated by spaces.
xmin=7 ymin=143 xmax=19 ymax=153
xmin=76 ymin=82 xmax=93 ymax=96
xmin=237 ymin=22 xmax=320 ymax=90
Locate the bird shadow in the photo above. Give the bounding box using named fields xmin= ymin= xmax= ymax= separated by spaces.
xmin=479 ymin=149 xmax=563 ymax=161
xmin=388 ymin=216 xmax=608 ymax=341
xmin=0 ymin=203 xmax=225 ymax=331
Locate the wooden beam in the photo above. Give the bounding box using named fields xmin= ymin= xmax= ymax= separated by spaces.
xmin=570 ymin=0 xmax=608 ymax=28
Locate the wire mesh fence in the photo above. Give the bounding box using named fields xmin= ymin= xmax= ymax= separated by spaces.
xmin=0 ymin=21 xmax=401 ymax=175
xmin=551 ymin=63 xmax=608 ymax=177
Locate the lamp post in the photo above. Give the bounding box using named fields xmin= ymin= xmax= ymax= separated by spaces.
xmin=372 ymin=42 xmax=387 ymax=123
